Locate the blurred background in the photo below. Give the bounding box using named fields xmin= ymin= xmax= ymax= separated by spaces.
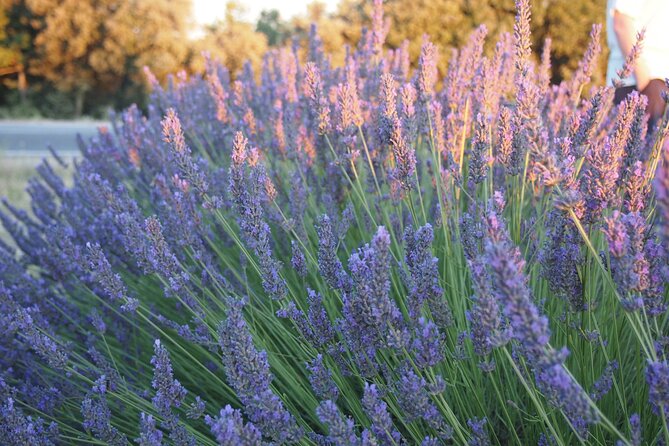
xmin=0 ymin=0 xmax=607 ymax=212
xmin=0 ymin=0 xmax=608 ymax=120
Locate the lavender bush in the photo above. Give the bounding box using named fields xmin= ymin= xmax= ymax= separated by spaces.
xmin=2 ymin=1 xmax=669 ymax=444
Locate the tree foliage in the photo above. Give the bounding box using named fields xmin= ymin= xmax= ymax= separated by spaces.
xmin=0 ymin=0 xmax=608 ymax=118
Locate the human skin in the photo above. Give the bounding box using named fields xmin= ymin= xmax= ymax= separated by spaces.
xmin=613 ymin=10 xmax=650 ymax=91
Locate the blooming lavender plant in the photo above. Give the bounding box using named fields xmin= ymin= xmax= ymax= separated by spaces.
xmin=1 ymin=0 xmax=668 ymax=444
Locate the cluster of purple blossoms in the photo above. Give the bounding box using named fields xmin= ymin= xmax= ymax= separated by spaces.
xmin=404 ymin=224 xmax=453 ymax=328
xmin=361 ymin=383 xmax=402 ymax=445
xmin=205 ymin=405 xmax=263 ymax=446
xmin=341 ymin=227 xmax=402 ymax=352
xmin=316 ymin=400 xmax=360 ymax=446
xmin=217 ymin=297 xmax=302 ymax=443
xmin=1 ymin=0 xmax=668 ymax=444
xmin=1 ymin=379 xmax=59 ymax=446
xmin=81 ymin=387 xmax=129 ymax=446
xmin=306 ymin=354 xmax=339 ymax=401
xmin=477 ymin=205 xmax=598 ymax=434
xmin=394 ymin=365 xmax=453 ymax=440
xmin=602 ymin=211 xmax=666 ymax=315
xmin=227 ymin=131 xmax=287 ymax=301
xmin=645 ymin=361 xmax=669 ymax=420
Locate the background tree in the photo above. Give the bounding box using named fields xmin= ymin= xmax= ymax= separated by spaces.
xmin=26 ymin=0 xmax=191 ymax=116
xmin=306 ymin=0 xmax=605 ymax=84
xmin=0 ymin=0 xmax=38 ymax=104
xmin=257 ymin=9 xmax=290 ymax=47
xmin=0 ymin=0 xmax=609 ymax=118
xmin=189 ymin=2 xmax=268 ymax=77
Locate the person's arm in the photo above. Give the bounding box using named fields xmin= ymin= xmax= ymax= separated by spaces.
xmin=613 ymin=9 xmax=651 ymax=90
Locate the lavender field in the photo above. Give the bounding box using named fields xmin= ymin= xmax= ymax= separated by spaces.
xmin=1 ymin=0 xmax=668 ymax=445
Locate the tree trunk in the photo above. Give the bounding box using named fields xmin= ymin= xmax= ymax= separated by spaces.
xmin=74 ymin=87 xmax=86 ymax=118
xmin=17 ymin=64 xmax=27 ymax=104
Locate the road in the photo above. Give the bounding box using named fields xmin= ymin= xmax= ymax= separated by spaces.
xmin=0 ymin=120 xmax=109 ymax=156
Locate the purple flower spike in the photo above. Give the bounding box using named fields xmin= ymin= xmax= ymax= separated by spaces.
xmin=645 ymin=361 xmax=669 ymax=419
xmin=467 ymin=417 xmax=490 ymax=446
xmin=151 ymin=340 xmax=187 ymax=418
xmin=218 ymin=298 xmax=302 ymax=443
xmin=137 ymin=413 xmax=163 ymax=446
xmin=361 ymin=383 xmax=402 ymax=445
xmin=316 ymin=400 xmax=360 ymax=446
xmin=205 ymin=405 xmax=264 ymax=446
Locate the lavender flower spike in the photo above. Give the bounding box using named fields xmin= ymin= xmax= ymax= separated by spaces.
xmin=151 ymin=340 xmax=187 ymax=418
xmin=316 ymin=400 xmax=360 ymax=446
xmin=205 ymin=405 xmax=265 ymax=446
xmin=361 ymin=383 xmax=402 ymax=445
xmin=645 ymin=361 xmax=669 ymax=420
xmin=218 ymin=297 xmax=302 ymax=443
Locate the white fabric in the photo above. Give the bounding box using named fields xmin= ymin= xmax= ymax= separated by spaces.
xmin=606 ymin=0 xmax=669 ymax=87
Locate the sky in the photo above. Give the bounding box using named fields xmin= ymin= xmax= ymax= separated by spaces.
xmin=192 ymin=0 xmax=340 ymax=25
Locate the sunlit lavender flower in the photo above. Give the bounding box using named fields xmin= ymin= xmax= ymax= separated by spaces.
xmin=416 ymin=37 xmax=438 ymax=105
xmin=496 ymin=107 xmax=514 ymax=168
xmin=400 ymin=82 xmax=417 ymax=141
xmin=228 ymin=132 xmax=287 ymax=300
xmin=205 ymin=405 xmax=263 ymax=446
xmin=513 ymin=0 xmax=532 ymax=76
xmin=316 ymin=400 xmax=360 ymax=446
xmin=361 ymin=383 xmax=401 ymax=445
xmin=205 ymin=62 xmax=230 ymax=125
xmin=303 ymin=62 xmax=331 ymax=135
xmin=370 ymin=0 xmax=387 ymax=57
xmin=615 ymin=29 xmax=645 ymax=87
xmin=161 ymin=109 xmax=209 ymax=196
xmin=580 ymin=138 xmax=620 ymax=221
xmin=336 ymin=78 xmax=363 ymax=132
xmin=570 ymin=24 xmax=602 ymax=91
xmin=624 ymin=162 xmax=650 ymax=213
